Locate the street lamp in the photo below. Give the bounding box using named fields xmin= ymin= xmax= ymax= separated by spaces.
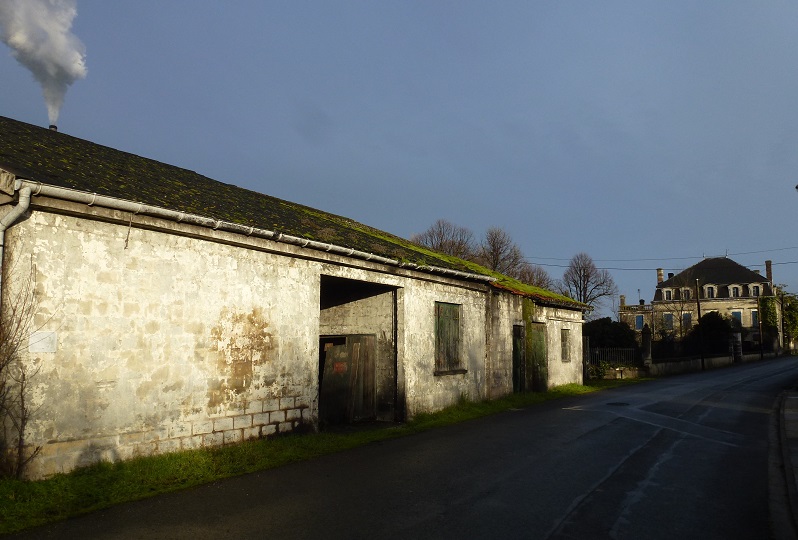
xmin=695 ymin=278 xmax=705 ymax=371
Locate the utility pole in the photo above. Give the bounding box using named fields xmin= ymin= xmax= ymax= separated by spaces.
xmin=695 ymin=278 xmax=705 ymax=370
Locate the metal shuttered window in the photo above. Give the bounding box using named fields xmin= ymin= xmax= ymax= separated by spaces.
xmin=435 ymin=302 xmax=464 ymax=374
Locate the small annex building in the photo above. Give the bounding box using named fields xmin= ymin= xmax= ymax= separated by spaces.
xmin=0 ymin=116 xmax=585 ymax=478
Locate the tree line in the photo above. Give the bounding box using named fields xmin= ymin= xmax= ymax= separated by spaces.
xmin=411 ymin=219 xmax=617 ymax=314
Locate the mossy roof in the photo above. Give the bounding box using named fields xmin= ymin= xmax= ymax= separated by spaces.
xmin=0 ymin=115 xmax=583 ymax=310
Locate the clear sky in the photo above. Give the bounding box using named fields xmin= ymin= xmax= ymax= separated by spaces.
xmin=2 ymin=1 xmax=798 ymax=316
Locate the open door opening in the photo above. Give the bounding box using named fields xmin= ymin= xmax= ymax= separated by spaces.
xmin=319 ymin=275 xmax=399 ymax=426
xmin=319 ymin=335 xmax=375 ymax=424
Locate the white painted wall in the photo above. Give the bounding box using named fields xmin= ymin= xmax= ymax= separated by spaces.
xmin=2 ymin=198 xmax=583 ymax=478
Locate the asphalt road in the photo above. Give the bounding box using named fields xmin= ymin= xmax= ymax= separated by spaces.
xmin=13 ymin=357 xmax=798 ymax=540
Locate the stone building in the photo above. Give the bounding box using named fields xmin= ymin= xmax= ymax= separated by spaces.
xmin=619 ymin=257 xmax=780 ymax=352
xmin=0 ymin=116 xmax=585 ymax=478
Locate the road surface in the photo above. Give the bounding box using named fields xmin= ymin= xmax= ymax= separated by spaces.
xmin=13 ymin=357 xmax=798 ymax=539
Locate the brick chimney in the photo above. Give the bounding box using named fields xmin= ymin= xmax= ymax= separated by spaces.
xmin=620 ymin=295 xmax=626 ymax=307
xmin=766 ymin=260 xmax=772 ymax=283
xmin=657 ymin=268 xmax=664 ymax=283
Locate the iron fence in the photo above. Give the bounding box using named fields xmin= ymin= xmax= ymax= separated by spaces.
xmin=585 ymin=347 xmax=639 ymax=368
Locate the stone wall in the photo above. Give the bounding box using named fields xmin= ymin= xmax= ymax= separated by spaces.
xmin=2 ymin=197 xmax=584 ymax=478
xmin=6 ymin=205 xmax=319 ymax=477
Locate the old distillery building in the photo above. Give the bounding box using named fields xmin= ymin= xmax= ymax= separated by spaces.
xmin=0 ymin=116 xmax=585 ymax=478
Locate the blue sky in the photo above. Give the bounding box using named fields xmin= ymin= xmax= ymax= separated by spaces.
xmin=3 ymin=1 xmax=798 ymax=315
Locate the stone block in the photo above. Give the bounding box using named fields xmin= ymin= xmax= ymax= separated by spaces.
xmin=286 ymin=408 xmax=301 ymax=421
xmin=253 ymin=412 xmax=270 ymax=426
xmin=295 ymin=396 xmax=312 ymax=409
xmin=143 ymin=428 xmax=168 ymax=443
xmin=270 ymin=410 xmax=286 ymax=424
xmin=224 ymin=429 xmax=242 ymax=444
xmin=168 ymin=422 xmax=193 ymax=439
xmin=263 ymin=398 xmax=280 ymax=412
xmin=119 ymin=431 xmax=145 ymax=446
xmin=134 ymin=442 xmax=157 ymax=457
xmin=192 ymin=420 xmax=214 ymax=435
xmin=233 ymin=415 xmax=252 ymax=429
xmin=182 ymin=435 xmax=204 ymax=450
xmin=279 ymin=397 xmax=295 ymax=410
xmin=203 ymin=432 xmax=224 ymax=447
xmin=243 ymin=426 xmax=261 ymax=440
xmin=213 ymin=417 xmax=234 ymax=432
xmin=157 ymin=439 xmax=181 ymax=454
xmin=246 ymin=400 xmax=263 ymax=414
xmin=278 ymin=421 xmax=293 ymax=433
xmin=225 ymin=406 xmax=246 ymax=417
xmin=262 ymin=424 xmax=277 ymax=437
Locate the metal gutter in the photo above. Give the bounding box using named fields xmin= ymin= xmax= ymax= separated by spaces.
xmin=17 ymin=179 xmax=496 ymax=284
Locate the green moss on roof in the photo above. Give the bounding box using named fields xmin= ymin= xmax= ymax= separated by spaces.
xmin=0 ymin=116 xmax=584 ymax=309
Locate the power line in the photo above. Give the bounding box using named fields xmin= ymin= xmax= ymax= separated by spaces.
xmin=529 ymin=259 xmax=798 ymax=272
xmin=525 ymin=247 xmax=798 ymax=272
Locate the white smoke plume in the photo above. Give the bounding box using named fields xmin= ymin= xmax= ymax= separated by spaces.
xmin=0 ymin=0 xmax=87 ymax=125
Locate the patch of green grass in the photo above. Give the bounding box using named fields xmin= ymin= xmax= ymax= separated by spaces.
xmin=0 ymin=378 xmax=646 ymax=534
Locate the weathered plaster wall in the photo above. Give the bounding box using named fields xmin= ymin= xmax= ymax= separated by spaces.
xmin=6 ymin=209 xmax=319 ymax=478
xmin=487 ymin=291 xmax=523 ymax=398
xmin=538 ymin=306 xmax=584 ymax=388
xmin=401 ymin=280 xmax=489 ymax=417
xmin=2 ymin=199 xmax=583 ymax=478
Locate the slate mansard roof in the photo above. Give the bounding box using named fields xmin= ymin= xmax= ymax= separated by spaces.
xmin=0 ymin=116 xmax=583 ymax=309
xmin=656 ymin=257 xmax=772 ymax=299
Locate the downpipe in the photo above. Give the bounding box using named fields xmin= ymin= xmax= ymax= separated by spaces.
xmin=0 ymin=179 xmax=32 ymax=316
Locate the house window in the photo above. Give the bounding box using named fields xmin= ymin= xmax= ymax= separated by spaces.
xmin=682 ymin=312 xmax=692 ymax=328
xmin=561 ymin=329 xmax=570 ymax=362
xmin=665 ymin=290 xmax=672 ymax=301
xmin=732 ymin=287 xmax=739 ymax=298
xmin=731 ymin=311 xmax=742 ymax=326
xmin=753 ymin=285 xmax=760 ymax=297
xmin=707 ymin=286 xmax=715 ymax=299
xmin=663 ymin=313 xmax=674 ymax=330
xmin=635 ymin=315 xmax=644 ymax=330
xmin=682 ymin=289 xmax=691 ymax=300
xmin=434 ymin=302 xmax=463 ymax=374
xmin=752 ymin=310 xmax=759 ymax=327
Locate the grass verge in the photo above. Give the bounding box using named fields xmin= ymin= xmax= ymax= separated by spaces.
xmin=0 ymin=378 xmax=644 ymax=534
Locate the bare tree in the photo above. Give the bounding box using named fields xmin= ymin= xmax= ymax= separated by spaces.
xmin=476 ymin=227 xmax=526 ymax=277
xmin=412 ymin=221 xmax=555 ymax=290
xmin=0 ymin=256 xmax=41 ymax=478
xmin=516 ymin=261 xmax=554 ymax=289
xmin=555 ymin=253 xmax=618 ymax=313
xmin=411 ymin=219 xmax=475 ymax=260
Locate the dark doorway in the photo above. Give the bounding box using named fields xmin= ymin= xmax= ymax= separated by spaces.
xmin=512 ymin=324 xmax=525 ymax=392
xmin=319 ymin=275 xmax=400 ymax=424
xmin=528 ymin=322 xmax=548 ymax=391
xmin=319 ymin=335 xmax=376 ymax=425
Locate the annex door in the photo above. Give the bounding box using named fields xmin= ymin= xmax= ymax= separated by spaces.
xmin=512 ymin=325 xmax=525 ymax=392
xmin=319 ymin=335 xmax=376 ymax=425
xmin=527 ymin=322 xmax=548 ymax=392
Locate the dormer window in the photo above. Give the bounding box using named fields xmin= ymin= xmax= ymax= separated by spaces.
xmin=706 ymin=286 xmax=715 ymax=299
xmin=752 ymin=285 xmax=760 ymax=297
xmin=682 ymin=289 xmax=691 ymax=300
xmin=665 ymin=290 xmax=672 ymax=301
xmin=732 ymin=286 xmax=740 ymax=298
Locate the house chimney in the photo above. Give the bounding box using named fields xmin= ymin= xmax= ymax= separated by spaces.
xmin=766 ymin=260 xmax=772 ymax=283
xmin=620 ymin=295 xmax=626 ymax=307
xmin=668 ymin=272 xmax=674 ymax=279
xmin=657 ymin=268 xmax=664 ymax=283
xmin=49 ymin=125 xmax=57 ymax=131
